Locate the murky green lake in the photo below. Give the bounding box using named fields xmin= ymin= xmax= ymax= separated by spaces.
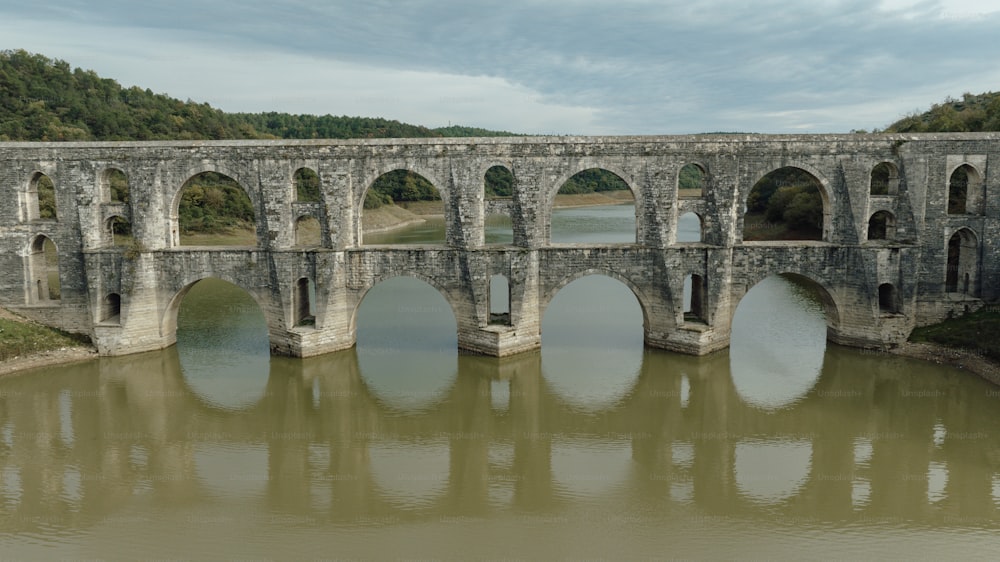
xmin=2 ymin=206 xmax=999 ymax=559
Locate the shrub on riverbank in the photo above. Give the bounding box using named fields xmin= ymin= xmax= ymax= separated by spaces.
xmin=909 ymin=307 xmax=1000 ymax=361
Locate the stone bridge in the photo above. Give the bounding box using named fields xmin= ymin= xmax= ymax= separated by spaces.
xmin=1 ymin=134 xmax=997 ymax=357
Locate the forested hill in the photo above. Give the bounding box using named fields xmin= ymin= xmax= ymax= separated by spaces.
xmin=0 ymin=50 xmax=514 ymax=141
xmin=881 ymin=91 xmax=1000 ymax=133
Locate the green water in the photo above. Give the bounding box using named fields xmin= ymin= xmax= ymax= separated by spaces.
xmin=2 ymin=205 xmax=999 ymax=559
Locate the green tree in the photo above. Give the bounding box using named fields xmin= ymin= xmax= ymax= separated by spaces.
xmin=37 ymin=175 xmax=56 ymax=219
xmin=294 ymin=168 xmax=321 ymax=202
xmin=485 ymin=166 xmax=514 ymax=197
xmin=557 ymin=169 xmax=629 ymax=194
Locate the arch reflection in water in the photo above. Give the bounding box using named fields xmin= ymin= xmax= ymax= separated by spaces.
xmin=729 ymin=275 xmax=827 ymax=410
xmin=175 ymin=278 xmax=271 ymax=409
xmin=355 ymin=277 xmax=458 ymax=411
xmin=735 ymin=439 xmax=813 ymax=503
xmin=195 ymin=445 xmax=269 ymax=498
xmin=5 ymin=340 xmax=1000 ymax=556
xmin=551 ymin=440 xmax=632 ymax=501
xmin=370 ymin=441 xmax=451 ymax=509
xmin=541 ymin=275 xmax=644 ymax=411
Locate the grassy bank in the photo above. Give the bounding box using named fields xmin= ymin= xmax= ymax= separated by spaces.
xmin=0 ymin=308 xmax=91 ymax=362
xmin=909 ymin=307 xmax=1000 ymax=361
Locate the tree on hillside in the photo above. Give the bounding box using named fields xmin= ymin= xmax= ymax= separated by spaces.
xmin=882 ymin=91 xmax=1000 ymax=133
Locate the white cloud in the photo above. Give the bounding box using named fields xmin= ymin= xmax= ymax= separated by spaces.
xmin=879 ymin=0 xmax=1000 ymax=18
xmin=2 ymin=1 xmax=1000 ymax=135
xmin=0 ymin=17 xmax=601 ymax=134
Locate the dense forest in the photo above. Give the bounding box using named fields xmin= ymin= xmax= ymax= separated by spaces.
xmin=879 ymin=91 xmax=1000 ymax=133
xmin=743 ymin=168 xmax=824 ymax=240
xmin=0 ymin=50 xmax=518 ymax=142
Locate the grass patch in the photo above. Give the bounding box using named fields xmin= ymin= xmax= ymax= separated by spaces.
xmin=742 ymin=212 xmax=822 ymax=241
xmin=553 ymin=191 xmax=634 ymax=207
xmin=362 ymin=204 xmax=424 ymax=233
xmin=293 ymin=218 xmax=322 ymax=247
xmin=0 ymin=312 xmax=90 ymax=361
xmin=909 ymin=307 xmax=1000 ymax=361
xmin=397 ymin=200 xmax=445 ymax=216
xmin=179 ymin=227 xmax=257 ymax=246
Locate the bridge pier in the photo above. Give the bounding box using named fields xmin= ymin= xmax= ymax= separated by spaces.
xmin=457 ymin=325 xmax=541 ymax=357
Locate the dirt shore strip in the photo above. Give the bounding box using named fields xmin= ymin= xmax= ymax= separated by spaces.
xmin=0 ymin=346 xmax=98 ymax=378
xmin=890 ymin=341 xmax=1000 ymax=386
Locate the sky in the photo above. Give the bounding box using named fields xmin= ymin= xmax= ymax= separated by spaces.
xmin=2 ymin=0 xmax=999 ymax=135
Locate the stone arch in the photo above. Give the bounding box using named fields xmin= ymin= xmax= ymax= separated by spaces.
xmin=100 ymin=293 xmax=122 ymax=324
xmin=489 ymin=274 xmax=511 ymax=325
xmin=349 ymin=273 xmax=461 ymax=337
xmin=293 ymin=167 xmax=321 ymax=203
xmin=22 ymin=171 xmax=56 ymax=222
xmin=104 ymin=215 xmax=133 ymax=247
xmin=101 ymin=167 xmax=129 ymax=203
xmin=540 ymin=270 xmax=651 ymax=329
xmin=484 ymin=164 xmax=515 ymax=245
xmin=677 ymin=211 xmax=704 ymax=243
xmin=358 ymin=167 xmax=448 ymax=246
xmin=683 ymin=273 xmax=706 ymax=322
xmin=945 ymin=228 xmax=978 ymax=295
xmin=293 ymin=277 xmax=316 ymax=326
xmin=484 ymin=163 xmax=515 ymax=197
xmin=878 ymin=283 xmax=900 ymax=315
xmin=733 ymin=272 xmax=842 ymax=337
xmin=743 ymin=164 xmax=831 ymax=242
xmin=947 ymin=163 xmax=983 ymax=215
xmin=548 ymin=163 xmax=637 ymax=203
xmin=870 ymin=162 xmax=899 ymax=195
xmin=170 ymin=167 xmax=258 ymax=247
xmin=547 ymin=166 xmax=638 ymax=244
xmin=293 ymin=215 xmax=322 ymax=247
xmin=678 ymin=162 xmax=707 ymax=198
xmin=866 ymin=210 xmax=896 ymax=241
xmin=25 ymin=234 xmax=60 ymax=303
xmin=160 ymin=277 xmax=273 ymax=347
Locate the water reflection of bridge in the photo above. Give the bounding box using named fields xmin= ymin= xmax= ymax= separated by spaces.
xmin=2 ymin=349 xmax=999 ymax=531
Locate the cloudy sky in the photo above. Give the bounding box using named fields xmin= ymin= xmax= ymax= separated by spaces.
xmin=2 ymin=0 xmax=999 ymax=135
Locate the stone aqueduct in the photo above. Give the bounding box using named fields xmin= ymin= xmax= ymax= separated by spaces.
xmin=0 ymin=134 xmax=997 ymax=358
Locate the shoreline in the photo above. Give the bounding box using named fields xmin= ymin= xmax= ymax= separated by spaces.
xmin=363 ymin=216 xmax=427 ymax=235
xmin=366 ymin=192 xmax=634 ymax=235
xmin=3 ymin=334 xmax=999 ymax=386
xmin=0 ymin=346 xmax=98 ymax=378
xmin=888 ymin=341 xmax=1000 ymax=386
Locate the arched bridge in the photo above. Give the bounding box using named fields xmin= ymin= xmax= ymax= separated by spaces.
xmin=0 ymin=134 xmax=996 ymax=357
